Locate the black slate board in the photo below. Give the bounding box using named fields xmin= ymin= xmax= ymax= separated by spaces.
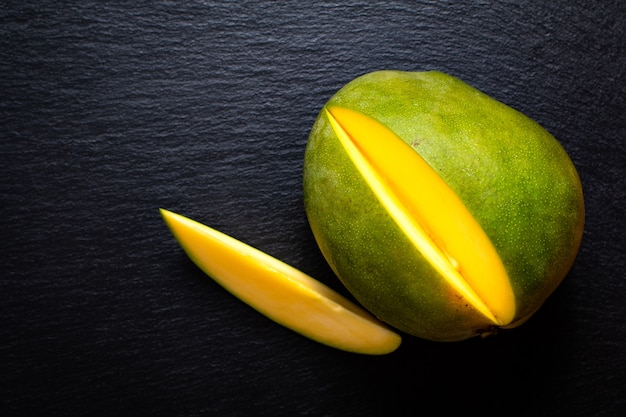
xmin=2 ymin=1 xmax=625 ymax=416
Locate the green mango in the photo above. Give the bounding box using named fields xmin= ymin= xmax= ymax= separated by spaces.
xmin=303 ymin=70 xmax=584 ymax=341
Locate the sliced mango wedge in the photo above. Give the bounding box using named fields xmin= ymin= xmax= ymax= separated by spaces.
xmin=325 ymin=106 xmax=516 ymax=327
xmin=160 ymin=209 xmax=402 ymax=355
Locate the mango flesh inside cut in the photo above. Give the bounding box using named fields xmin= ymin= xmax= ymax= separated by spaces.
xmin=160 ymin=209 xmax=402 ymax=355
xmin=303 ymin=70 xmax=584 ymax=341
xmin=325 ymin=107 xmax=515 ymax=327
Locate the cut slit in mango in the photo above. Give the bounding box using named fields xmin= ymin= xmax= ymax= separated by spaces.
xmin=160 ymin=208 xmax=402 ymax=355
xmin=325 ymin=106 xmax=516 ymax=326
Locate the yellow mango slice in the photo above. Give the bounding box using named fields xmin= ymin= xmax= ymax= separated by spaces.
xmin=160 ymin=209 xmax=402 ymax=355
xmin=325 ymin=106 xmax=516 ymax=326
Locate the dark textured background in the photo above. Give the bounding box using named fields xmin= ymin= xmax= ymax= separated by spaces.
xmin=2 ymin=1 xmax=625 ymax=416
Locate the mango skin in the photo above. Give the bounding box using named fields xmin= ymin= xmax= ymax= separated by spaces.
xmin=302 ymin=71 xmax=585 ymax=341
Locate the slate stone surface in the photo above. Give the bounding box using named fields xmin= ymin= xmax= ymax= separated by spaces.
xmin=2 ymin=1 xmax=625 ymax=416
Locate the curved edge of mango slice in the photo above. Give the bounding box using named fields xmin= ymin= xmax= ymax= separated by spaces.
xmin=160 ymin=208 xmax=402 ymax=355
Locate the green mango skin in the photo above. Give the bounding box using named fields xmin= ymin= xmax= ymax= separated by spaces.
xmin=302 ymin=71 xmax=585 ymax=341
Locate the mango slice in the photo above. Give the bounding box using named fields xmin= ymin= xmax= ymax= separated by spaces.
xmin=160 ymin=209 xmax=402 ymax=355
xmin=325 ymin=107 xmax=515 ymax=326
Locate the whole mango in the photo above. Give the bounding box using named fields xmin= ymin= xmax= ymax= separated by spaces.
xmin=302 ymin=70 xmax=584 ymax=341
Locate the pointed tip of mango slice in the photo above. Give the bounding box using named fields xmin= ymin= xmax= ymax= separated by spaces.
xmin=160 ymin=208 xmax=402 ymax=355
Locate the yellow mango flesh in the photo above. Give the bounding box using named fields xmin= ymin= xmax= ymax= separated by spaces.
xmin=303 ymin=70 xmax=584 ymax=341
xmin=325 ymin=107 xmax=515 ymax=326
xmin=160 ymin=209 xmax=402 ymax=355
